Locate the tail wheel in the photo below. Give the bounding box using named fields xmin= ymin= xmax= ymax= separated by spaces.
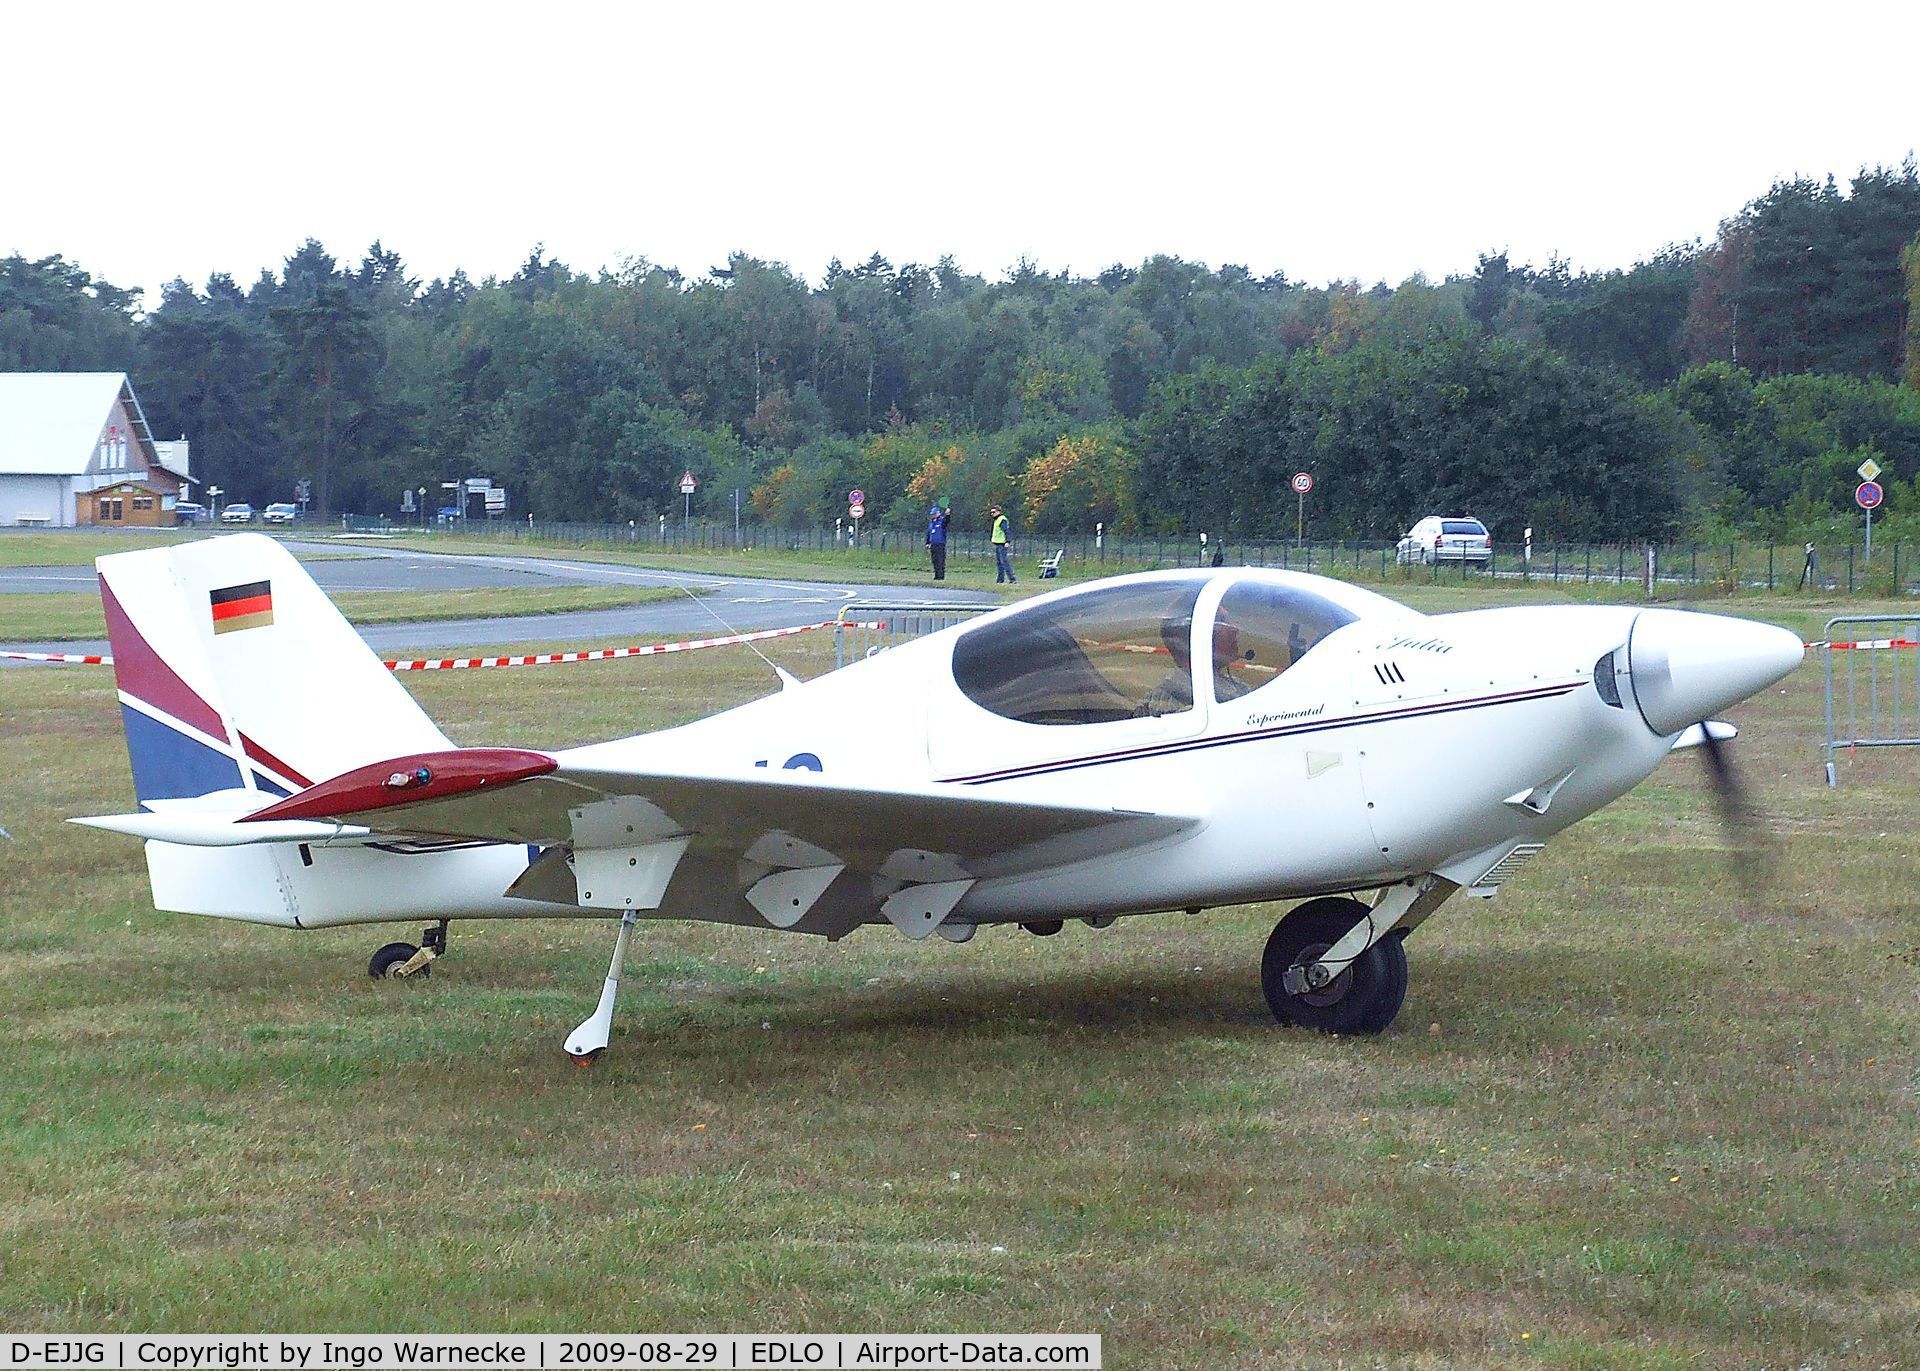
xmin=1260 ymin=898 xmax=1407 ymax=1035
xmin=369 ymin=942 xmax=426 ymax=979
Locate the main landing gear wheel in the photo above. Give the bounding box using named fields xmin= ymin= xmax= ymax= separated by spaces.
xmin=1021 ymin=919 xmax=1064 ymax=937
xmin=368 ymin=942 xmax=425 ymax=979
xmin=1261 ymin=897 xmax=1408 ymax=1036
xmin=368 ymin=920 xmax=449 ymax=980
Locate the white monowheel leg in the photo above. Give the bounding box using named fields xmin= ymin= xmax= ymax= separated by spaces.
xmin=565 ymin=910 xmax=639 ymax=1066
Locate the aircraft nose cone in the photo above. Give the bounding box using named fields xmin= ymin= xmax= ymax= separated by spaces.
xmin=1625 ymin=609 xmax=1805 ymax=735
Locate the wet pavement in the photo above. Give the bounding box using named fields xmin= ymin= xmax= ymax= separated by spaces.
xmin=1 ymin=537 xmax=995 ymax=659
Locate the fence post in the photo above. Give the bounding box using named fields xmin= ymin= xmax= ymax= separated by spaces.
xmin=1768 ymin=544 xmax=1774 ymax=591
xmin=1848 ymin=545 xmax=1855 ymax=593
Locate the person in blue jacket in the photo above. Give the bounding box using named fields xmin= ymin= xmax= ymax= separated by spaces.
xmin=926 ymin=499 xmax=952 ymax=580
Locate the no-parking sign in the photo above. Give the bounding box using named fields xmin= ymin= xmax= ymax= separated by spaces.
xmin=1857 ymin=481 xmax=1883 ymax=510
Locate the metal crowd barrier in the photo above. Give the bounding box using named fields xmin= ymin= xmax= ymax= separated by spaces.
xmin=1821 ymin=614 xmax=1920 ymax=786
xmin=835 ymin=602 xmax=992 ymax=669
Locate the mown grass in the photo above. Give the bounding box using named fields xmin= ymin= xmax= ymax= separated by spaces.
xmin=0 ymin=530 xmax=364 ymax=567
xmin=0 ymin=586 xmax=687 ymax=642
xmin=374 ymin=532 xmax=1032 ymax=591
xmin=0 ymin=605 xmax=1915 ymax=1366
xmin=0 ymin=529 xmax=199 ymax=565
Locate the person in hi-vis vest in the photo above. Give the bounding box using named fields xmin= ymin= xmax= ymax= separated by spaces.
xmin=989 ymin=505 xmax=1016 ymax=584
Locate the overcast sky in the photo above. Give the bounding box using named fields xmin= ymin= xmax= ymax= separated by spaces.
xmin=6 ymin=0 xmax=1916 ymax=304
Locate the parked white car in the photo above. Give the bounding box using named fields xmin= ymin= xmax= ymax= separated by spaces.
xmin=1396 ymin=516 xmax=1491 ymax=565
xmin=220 ymin=503 xmax=256 ymax=525
xmin=262 ymin=502 xmax=299 ymax=525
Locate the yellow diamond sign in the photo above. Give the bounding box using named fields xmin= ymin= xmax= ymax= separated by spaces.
xmin=1857 ymin=457 xmax=1883 ymax=481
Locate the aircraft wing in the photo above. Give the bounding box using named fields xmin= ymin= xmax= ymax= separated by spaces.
xmin=214 ymin=747 xmax=1199 ymax=936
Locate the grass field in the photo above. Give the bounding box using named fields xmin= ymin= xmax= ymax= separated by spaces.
xmin=0 ymin=530 xmax=209 ymax=566
xmin=374 ymin=531 xmax=1041 ymax=590
xmin=0 ymin=585 xmax=688 ymax=642
xmin=1 ymin=596 xmax=1916 ymax=1367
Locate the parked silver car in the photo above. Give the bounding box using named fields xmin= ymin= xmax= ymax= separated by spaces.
xmin=1395 ymin=516 xmax=1491 ymax=565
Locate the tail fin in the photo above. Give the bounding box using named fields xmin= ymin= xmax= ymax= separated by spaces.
xmin=98 ymin=534 xmax=451 ymax=806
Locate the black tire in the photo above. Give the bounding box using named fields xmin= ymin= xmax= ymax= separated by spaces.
xmin=1260 ymin=898 xmax=1407 ymax=1035
xmin=1022 ymin=920 xmax=1064 ymax=937
xmin=369 ymin=942 xmax=425 ymax=979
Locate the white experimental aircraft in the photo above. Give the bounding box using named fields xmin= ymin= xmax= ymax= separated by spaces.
xmin=76 ymin=535 xmax=1803 ymax=1060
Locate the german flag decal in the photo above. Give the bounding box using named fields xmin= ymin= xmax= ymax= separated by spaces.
xmin=210 ymin=580 xmax=274 ymax=634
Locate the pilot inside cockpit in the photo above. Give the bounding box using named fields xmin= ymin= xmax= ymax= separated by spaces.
xmin=1139 ymin=612 xmax=1252 ymax=716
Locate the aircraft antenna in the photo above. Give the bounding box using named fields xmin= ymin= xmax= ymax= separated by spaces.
xmin=669 ymin=583 xmax=790 ymax=680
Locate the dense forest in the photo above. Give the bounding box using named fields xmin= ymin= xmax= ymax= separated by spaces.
xmin=5 ymin=163 xmax=1920 ymax=544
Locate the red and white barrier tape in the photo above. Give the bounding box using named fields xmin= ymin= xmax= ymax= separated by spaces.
xmin=3 ymin=621 xmax=886 ymax=671
xmin=383 ymin=619 xmax=883 ymax=670
xmin=1822 ymin=638 xmax=1920 ymax=651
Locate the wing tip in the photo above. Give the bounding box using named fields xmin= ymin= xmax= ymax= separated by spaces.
xmin=243 ymin=747 xmax=558 ymax=824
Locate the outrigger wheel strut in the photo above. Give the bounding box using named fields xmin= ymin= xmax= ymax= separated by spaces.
xmin=566 ymin=910 xmax=640 ymax=1067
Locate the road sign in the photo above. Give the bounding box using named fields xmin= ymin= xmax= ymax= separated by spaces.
xmin=1857 ymin=481 xmax=1883 ymax=510
xmin=849 ymin=502 xmax=865 ymax=520
xmin=484 ymin=488 xmax=507 ymax=511
xmin=1857 ymin=457 xmax=1883 ymax=482
xmin=848 ymin=488 xmax=865 ymax=506
xmin=678 ymin=471 xmax=697 ymax=495
xmin=1290 ymin=472 xmax=1313 ymax=545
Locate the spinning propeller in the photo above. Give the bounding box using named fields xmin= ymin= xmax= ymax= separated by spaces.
xmin=1623 ymin=608 xmax=1801 ymax=903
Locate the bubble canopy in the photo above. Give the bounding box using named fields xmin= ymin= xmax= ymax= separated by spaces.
xmin=950 ymin=571 xmax=1369 ymax=726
